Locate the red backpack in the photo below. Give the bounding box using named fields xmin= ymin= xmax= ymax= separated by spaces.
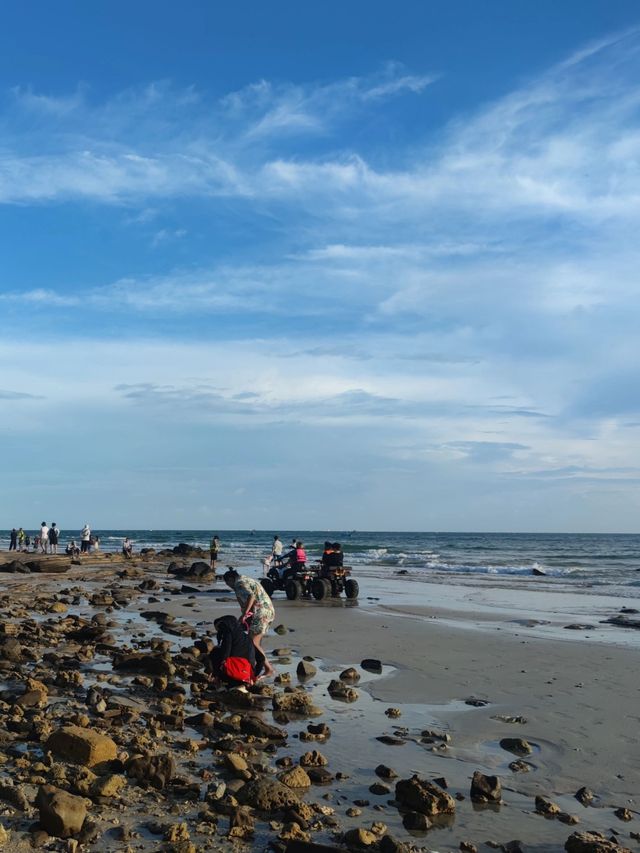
xmin=221 ymin=656 xmax=254 ymax=684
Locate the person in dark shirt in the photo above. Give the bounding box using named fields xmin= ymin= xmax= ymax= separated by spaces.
xmin=209 ymin=614 xmax=264 ymax=685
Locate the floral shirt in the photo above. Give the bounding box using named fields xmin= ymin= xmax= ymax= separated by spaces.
xmin=235 ymin=575 xmax=275 ymax=619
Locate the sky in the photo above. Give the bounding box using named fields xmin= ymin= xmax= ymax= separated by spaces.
xmin=2 ymin=1 xmax=640 ymax=532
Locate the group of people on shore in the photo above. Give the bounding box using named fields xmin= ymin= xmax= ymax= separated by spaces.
xmin=265 ymin=535 xmax=344 ymax=579
xmin=7 ymin=523 xmax=97 ymax=555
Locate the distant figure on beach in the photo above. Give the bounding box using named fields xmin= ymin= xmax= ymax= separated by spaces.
xmin=8 ymin=528 xmax=17 ymax=551
xmin=40 ymin=522 xmax=49 ymax=554
xmin=321 ymin=542 xmax=344 ymax=575
xmin=17 ymin=528 xmax=25 ymax=551
xmin=81 ymin=524 xmax=91 ymax=553
xmin=25 ymin=534 xmax=31 ymax=551
xmin=49 ymin=523 xmax=60 ymax=554
xmin=223 ymin=568 xmax=275 ymax=677
xmin=66 ymin=541 xmax=80 ymax=556
xmin=208 ymin=614 xmax=263 ymax=687
xmin=122 ymin=537 xmax=133 ymax=559
xmin=271 ymin=534 xmax=283 ymax=566
xmin=93 ymin=536 xmax=100 ymax=551
xmin=210 ymin=535 xmax=220 ymax=569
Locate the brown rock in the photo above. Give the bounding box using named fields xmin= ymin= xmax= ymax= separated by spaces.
xmin=500 ymin=737 xmax=532 ymax=755
xmin=470 ymin=771 xmax=502 ymax=804
xmin=345 ymin=827 xmax=378 ymax=847
xmin=565 ymin=831 xmax=633 ymax=853
xmin=35 ymin=785 xmax=87 ymax=838
xmin=47 ymin=726 xmax=117 ymax=768
xmin=278 ymin=766 xmax=311 ymax=789
xmin=536 ymin=795 xmax=561 ymax=816
xmin=237 ymin=778 xmax=300 ymax=812
xmin=395 ymin=775 xmax=456 ymax=815
xmin=300 ymin=750 xmax=328 ymax=767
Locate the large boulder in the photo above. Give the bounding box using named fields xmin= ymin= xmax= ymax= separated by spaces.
xmin=395 ymin=776 xmax=456 ymax=816
xmin=35 ymin=785 xmax=87 ymax=838
xmin=46 ymin=726 xmax=117 ymax=768
xmin=237 ymin=778 xmax=300 ymax=812
xmin=565 ymin=832 xmax=633 ymax=853
xmin=272 ymin=690 xmax=322 ymax=717
xmin=26 ymin=557 xmax=71 ymax=574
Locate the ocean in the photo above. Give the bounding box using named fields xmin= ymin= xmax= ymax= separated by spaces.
xmin=3 ymin=529 xmax=640 ymax=596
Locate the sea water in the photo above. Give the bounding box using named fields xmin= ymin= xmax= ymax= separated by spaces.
xmin=2 ymin=529 xmax=639 ymax=598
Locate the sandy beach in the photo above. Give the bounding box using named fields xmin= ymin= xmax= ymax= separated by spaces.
xmin=0 ymin=549 xmax=637 ymax=852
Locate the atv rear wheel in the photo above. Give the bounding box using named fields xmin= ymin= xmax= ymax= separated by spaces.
xmin=311 ymin=577 xmax=329 ymax=600
xmin=345 ymin=578 xmax=359 ymax=599
xmin=286 ymin=579 xmax=303 ymax=600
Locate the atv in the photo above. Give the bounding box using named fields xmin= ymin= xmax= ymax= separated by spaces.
xmin=310 ymin=565 xmax=359 ymax=600
xmin=260 ymin=564 xmax=317 ymax=600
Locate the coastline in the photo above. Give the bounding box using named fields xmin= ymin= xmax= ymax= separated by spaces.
xmin=0 ymin=552 xmax=637 ymax=850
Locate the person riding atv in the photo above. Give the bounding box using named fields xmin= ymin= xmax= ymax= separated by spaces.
xmin=311 ymin=542 xmax=359 ymax=600
xmin=261 ymin=541 xmax=315 ymax=599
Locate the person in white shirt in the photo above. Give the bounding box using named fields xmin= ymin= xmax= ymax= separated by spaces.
xmin=40 ymin=522 xmax=49 ymax=554
xmin=81 ymin=524 xmax=91 ymax=554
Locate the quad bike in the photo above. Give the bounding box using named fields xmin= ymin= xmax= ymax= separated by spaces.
xmin=311 ymin=565 xmax=359 ymax=600
xmin=260 ymin=564 xmax=317 ymax=600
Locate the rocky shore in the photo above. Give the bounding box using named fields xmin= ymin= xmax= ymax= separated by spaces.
xmin=0 ymin=549 xmax=637 ymax=853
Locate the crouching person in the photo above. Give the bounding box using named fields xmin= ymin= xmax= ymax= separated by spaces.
xmin=209 ymin=615 xmax=264 ymax=687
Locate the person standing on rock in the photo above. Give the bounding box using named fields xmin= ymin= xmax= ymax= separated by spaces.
xmin=17 ymin=527 xmax=25 ymax=551
xmin=81 ymin=524 xmax=91 ymax=554
xmin=8 ymin=528 xmax=17 ymax=550
xmin=223 ymin=568 xmax=276 ymax=677
xmin=49 ymin=523 xmax=60 ymax=554
xmin=40 ymin=522 xmax=49 ymax=554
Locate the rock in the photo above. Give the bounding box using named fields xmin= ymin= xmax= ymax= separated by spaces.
xmin=379 ymin=836 xmax=410 ymax=853
xmin=385 ymin=708 xmax=401 ymax=718
xmin=228 ymin=807 xmax=255 ymax=839
xmin=91 ymin=774 xmax=126 ymax=798
xmin=340 ymin=667 xmax=361 ymax=682
xmin=274 ymin=624 xmax=288 ymax=635
xmin=272 ymin=690 xmax=321 ymax=717
xmin=395 ymin=775 xmax=456 ymax=815
xmin=0 ymin=824 xmax=8 ymax=846
xmin=575 ymin=787 xmax=595 ymax=806
xmin=0 ymin=638 xmax=23 ymax=661
xmin=328 ymin=680 xmax=358 ymax=701
xmin=0 ymin=783 xmax=29 ymax=811
xmin=278 ymin=766 xmax=311 ymax=789
xmin=558 ymin=813 xmax=580 ymax=825
xmin=614 ymin=807 xmax=633 ymax=821
xmin=361 ymin=659 xmax=382 ymax=674
xmin=402 ymin=812 xmax=431 ymax=831
xmin=297 ymin=660 xmax=317 ymax=679
xmin=126 ymin=753 xmax=175 ymax=789
xmin=240 ymin=715 xmax=287 ymax=740
xmin=375 ymin=765 xmax=398 ymax=780
xmin=35 ymin=785 xmax=87 ymax=838
xmin=465 ymin=697 xmax=489 ymax=707
xmin=237 ymin=778 xmax=300 ymax=812
xmin=300 ymin=750 xmax=328 ymax=767
xmin=509 ymin=759 xmax=532 ymax=773
xmin=47 ymin=726 xmax=117 ymax=768
xmin=565 ymin=831 xmax=633 ymax=852
xmin=376 ymin=736 xmax=405 ymax=746
xmin=470 ymin=771 xmax=502 ymax=804
xmin=460 ymin=844 xmax=478 ymax=853
xmin=225 ymin=753 xmax=249 ymax=774
xmin=369 ymin=783 xmax=390 ymax=795
xmin=308 ymin=767 xmax=334 ymax=785
xmin=344 ymin=828 xmax=378 ymax=847
xmin=113 ymin=653 xmax=175 ymax=677
xmin=536 ymin=795 xmax=561 ymax=816
xmin=500 ymin=737 xmax=533 ymax=755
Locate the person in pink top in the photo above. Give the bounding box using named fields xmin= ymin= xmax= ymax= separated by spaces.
xmin=295 ymin=541 xmax=306 ymax=569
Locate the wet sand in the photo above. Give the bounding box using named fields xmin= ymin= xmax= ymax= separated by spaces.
xmin=0 ymin=552 xmax=638 ymax=851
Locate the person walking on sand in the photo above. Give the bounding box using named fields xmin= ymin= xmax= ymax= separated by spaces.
xmin=81 ymin=524 xmax=91 ymax=554
xmin=40 ymin=522 xmax=49 ymax=554
xmin=223 ymin=568 xmax=276 ymax=677
xmin=49 ymin=523 xmax=60 ymax=554
xmin=8 ymin=528 xmax=17 ymax=551
xmin=210 ymin=535 xmax=220 ymax=570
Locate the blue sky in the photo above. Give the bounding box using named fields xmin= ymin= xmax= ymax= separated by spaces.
xmin=2 ymin=1 xmax=640 ymax=531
